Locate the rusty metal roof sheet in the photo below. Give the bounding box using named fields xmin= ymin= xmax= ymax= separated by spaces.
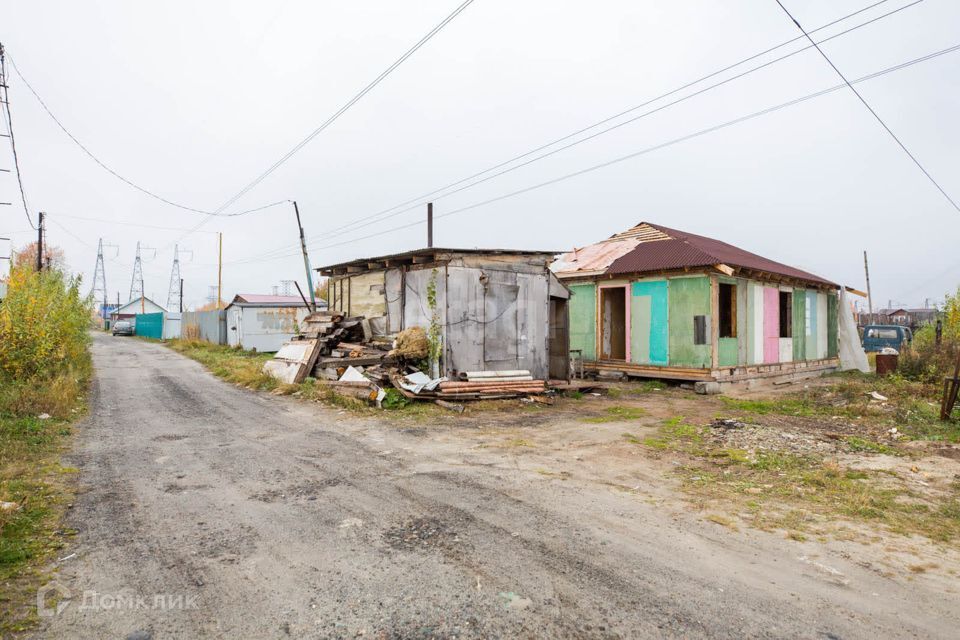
xmin=552 ymin=238 xmax=640 ymax=276
xmin=562 ymin=222 xmax=837 ymax=287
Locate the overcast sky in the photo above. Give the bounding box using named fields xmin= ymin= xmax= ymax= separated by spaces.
xmin=2 ymin=0 xmax=959 ymax=311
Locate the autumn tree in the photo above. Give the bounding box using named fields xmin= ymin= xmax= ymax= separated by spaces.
xmin=13 ymin=241 xmax=67 ymax=271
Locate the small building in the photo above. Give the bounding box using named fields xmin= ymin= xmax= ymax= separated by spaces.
xmin=317 ymin=248 xmax=570 ymax=380
xmin=225 ymin=294 xmax=322 ymax=353
xmin=553 ymin=222 xmax=841 ymax=385
xmin=872 ymin=307 xmax=938 ymax=329
xmin=111 ymin=296 xmax=166 ymax=326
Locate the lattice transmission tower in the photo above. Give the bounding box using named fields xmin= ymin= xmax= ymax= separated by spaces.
xmin=129 ymin=242 xmax=144 ymax=302
xmin=91 ymin=239 xmax=107 ymax=306
xmin=166 ymin=245 xmax=181 ymax=310
xmin=166 ymin=245 xmax=193 ymax=310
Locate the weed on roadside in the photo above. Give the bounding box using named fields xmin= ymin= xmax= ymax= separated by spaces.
xmin=583 ymin=406 xmax=647 ymax=423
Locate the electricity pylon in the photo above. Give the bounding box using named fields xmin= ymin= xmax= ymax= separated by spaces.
xmin=129 ymin=242 xmax=144 ymax=302
xmin=91 ymin=239 xmax=107 ymax=308
xmin=166 ymin=245 xmax=181 ymax=310
xmin=166 ymin=245 xmax=193 ymax=310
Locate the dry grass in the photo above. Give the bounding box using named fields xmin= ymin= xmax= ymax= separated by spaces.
xmin=626 ymin=412 xmax=960 ymax=544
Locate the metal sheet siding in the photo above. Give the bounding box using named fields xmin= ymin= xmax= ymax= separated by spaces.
xmin=134 ymin=312 xmax=163 ymax=339
xmin=182 ymin=310 xmax=227 ymax=345
xmin=238 ymin=306 xmax=309 ymax=353
xmin=444 ymin=266 xmax=486 ymax=375
xmin=162 ymin=313 xmax=181 ymax=340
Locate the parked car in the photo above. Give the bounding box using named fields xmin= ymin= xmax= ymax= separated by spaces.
xmin=862 ymin=324 xmax=912 ymax=352
xmin=112 ymin=320 xmax=134 ymax=336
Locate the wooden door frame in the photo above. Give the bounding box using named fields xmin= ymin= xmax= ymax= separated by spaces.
xmin=597 ymin=283 xmax=630 ymax=361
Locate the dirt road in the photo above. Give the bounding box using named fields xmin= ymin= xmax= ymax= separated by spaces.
xmin=38 ymin=333 xmax=958 ymax=638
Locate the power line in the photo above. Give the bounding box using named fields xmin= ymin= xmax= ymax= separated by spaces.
xmin=49 ymin=211 xmax=224 ymax=233
xmin=238 ymin=0 xmax=923 ymax=264
xmin=316 ymin=0 xmax=919 ymax=241
xmin=228 ymin=40 xmax=960 ymax=265
xmin=6 ymin=54 xmax=292 ymax=218
xmin=774 ymin=0 xmax=960 ymax=214
xmin=210 ymin=0 xmax=476 ymax=217
xmin=156 ymin=1 xmax=477 ymax=252
xmin=0 ymin=42 xmax=37 ymax=229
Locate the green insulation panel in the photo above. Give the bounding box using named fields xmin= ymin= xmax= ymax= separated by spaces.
xmin=792 ymin=289 xmax=806 ymax=361
xmin=718 ymin=338 xmax=738 ymax=367
xmin=135 ymin=312 xmax=163 ymax=339
xmin=827 ymin=293 xmax=838 ymax=358
xmin=568 ymin=283 xmax=596 ymax=361
xmin=630 ymin=280 xmax=668 ymax=365
xmin=668 ymin=276 xmax=711 ymax=368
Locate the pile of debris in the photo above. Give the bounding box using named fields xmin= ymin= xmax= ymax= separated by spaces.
xmin=264 ymin=311 xmax=395 ymax=385
xmin=264 ymin=313 xmax=551 ymax=408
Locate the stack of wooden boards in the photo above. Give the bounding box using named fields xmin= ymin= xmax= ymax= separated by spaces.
xmin=263 ymin=311 xmax=393 ymax=384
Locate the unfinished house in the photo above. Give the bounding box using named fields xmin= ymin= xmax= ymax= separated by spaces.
xmin=317 ymin=248 xmax=570 ymax=380
xmin=553 ymin=222 xmax=840 ymax=387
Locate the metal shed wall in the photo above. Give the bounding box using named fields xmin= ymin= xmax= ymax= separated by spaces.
xmin=182 ymin=310 xmax=227 ymax=345
xmin=229 ymin=306 xmax=309 ymax=353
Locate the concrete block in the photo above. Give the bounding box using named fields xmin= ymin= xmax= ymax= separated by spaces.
xmin=694 ymin=381 xmax=721 ymax=395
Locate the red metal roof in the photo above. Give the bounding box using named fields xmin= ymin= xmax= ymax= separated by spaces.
xmin=232 ymin=294 xmax=305 ymax=305
xmin=587 ymin=223 xmax=836 ymax=287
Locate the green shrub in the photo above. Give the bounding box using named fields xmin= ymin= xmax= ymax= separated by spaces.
xmin=0 ymin=267 xmax=91 ymax=418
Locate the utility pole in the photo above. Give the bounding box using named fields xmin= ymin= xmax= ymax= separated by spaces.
xmin=292 ymin=201 xmax=316 ymax=311
xmin=863 ymin=250 xmax=873 ymax=318
xmin=427 ymin=202 xmax=433 ymax=248
xmin=36 ymin=211 xmax=44 ymax=271
xmin=0 ymin=236 xmax=10 ymax=277
xmin=217 ymin=232 xmax=223 ymax=309
xmin=179 ymin=278 xmax=183 ymax=313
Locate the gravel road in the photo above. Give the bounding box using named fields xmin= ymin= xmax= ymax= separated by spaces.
xmin=37 ymin=333 xmax=958 ymax=638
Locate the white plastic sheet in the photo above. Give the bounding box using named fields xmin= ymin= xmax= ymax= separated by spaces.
xmin=838 ymin=289 xmax=870 ymax=373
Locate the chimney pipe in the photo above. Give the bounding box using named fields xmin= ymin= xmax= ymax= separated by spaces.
xmin=427 ymin=202 xmax=433 ymax=248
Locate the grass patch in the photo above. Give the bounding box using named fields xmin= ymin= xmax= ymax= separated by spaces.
xmin=676 ymin=447 xmax=960 ymax=543
xmin=845 ymin=436 xmax=899 ymax=455
xmin=637 ymin=416 xmax=706 ymax=452
xmin=605 ymin=381 xmax=666 ymax=399
xmin=167 ymin=339 xmax=278 ymax=390
xmin=582 ymin=405 xmax=647 ymax=423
